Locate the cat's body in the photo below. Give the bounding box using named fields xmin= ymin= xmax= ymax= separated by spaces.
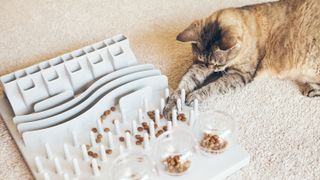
xmin=164 ymin=0 xmax=320 ymax=118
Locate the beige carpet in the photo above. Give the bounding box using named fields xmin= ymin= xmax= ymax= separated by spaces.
xmin=1 ymin=0 xmax=320 ymax=179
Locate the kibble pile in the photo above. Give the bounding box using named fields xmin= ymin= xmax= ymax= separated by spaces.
xmin=200 ymin=133 xmax=228 ymax=153
xmin=163 ymin=155 xmax=191 ymax=174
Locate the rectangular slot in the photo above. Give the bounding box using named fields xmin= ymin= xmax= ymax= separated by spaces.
xmin=18 ymin=78 xmax=35 ymax=91
xmin=15 ymin=70 xmax=27 ymax=78
xmin=108 ymin=45 xmax=124 ymax=56
xmin=1 ymin=74 xmax=16 ymax=84
xmin=113 ymin=34 xmax=127 ymax=42
xmin=84 ymin=46 xmax=94 ymax=53
xmin=26 ymin=66 xmax=41 ymax=74
xmin=93 ymin=42 xmax=107 ymax=50
xmin=66 ymin=62 xmax=82 ymax=73
xmin=72 ymin=49 xmax=85 ymax=57
xmin=104 ymin=38 xmax=116 ymax=46
xmin=92 ymin=55 xmax=104 ymax=65
xmin=39 ymin=62 xmax=50 ymax=70
xmin=49 ymin=57 xmax=64 ymax=66
xmin=62 ymin=54 xmax=73 ymax=61
xmin=44 ymin=70 xmax=59 ymax=82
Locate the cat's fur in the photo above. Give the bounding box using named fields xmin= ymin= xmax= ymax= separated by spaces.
xmin=164 ymin=0 xmax=320 ymax=118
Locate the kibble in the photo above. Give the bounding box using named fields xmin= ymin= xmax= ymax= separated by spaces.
xmin=135 ymin=141 xmax=142 ymax=145
xmin=92 ymin=153 xmax=99 ymax=158
xmin=137 ymin=137 xmax=144 ymax=142
xmin=91 ymin=128 xmax=98 ymax=133
xmin=96 ymin=138 xmax=101 ymax=143
xmin=110 ymin=106 xmax=116 ymax=111
xmin=135 ymin=134 xmax=142 ymax=139
xmin=125 ymin=130 xmax=131 ymax=134
xmin=143 ymin=125 xmax=149 ymax=131
xmin=137 ymin=127 xmax=144 ymax=132
xmin=147 ymin=111 xmax=155 ymax=120
xmin=162 ymin=126 xmax=168 ymax=131
xmin=105 ymin=149 xmax=113 ymax=155
xmin=88 ymin=151 xmax=94 ymax=156
xmin=104 ymin=128 xmax=110 ymax=133
xmin=155 ymin=129 xmax=164 ymax=137
xmin=104 ymin=110 xmax=111 ymax=116
xmin=119 ymin=136 xmax=125 ymax=142
xmin=199 ymin=133 xmax=228 ymax=153
xmin=142 ymin=122 xmax=148 ymax=127
xmin=163 ymin=154 xmax=191 ymax=174
xmin=177 ymin=113 xmax=187 ymax=122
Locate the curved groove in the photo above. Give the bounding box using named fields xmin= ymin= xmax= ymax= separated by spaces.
xmin=13 ymin=64 xmax=154 ymax=123
xmin=18 ymin=70 xmax=161 ymax=133
xmin=22 ymin=75 xmax=168 ymax=148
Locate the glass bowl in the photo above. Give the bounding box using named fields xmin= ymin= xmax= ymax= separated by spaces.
xmin=197 ymin=111 xmax=235 ymax=155
xmin=111 ymin=151 xmax=158 ymax=180
xmin=153 ymin=126 xmax=197 ymax=176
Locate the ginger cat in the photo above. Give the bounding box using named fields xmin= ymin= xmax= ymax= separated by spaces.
xmin=164 ymin=0 xmax=320 ymax=118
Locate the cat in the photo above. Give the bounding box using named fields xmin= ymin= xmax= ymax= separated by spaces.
xmin=163 ymin=0 xmax=320 ymax=119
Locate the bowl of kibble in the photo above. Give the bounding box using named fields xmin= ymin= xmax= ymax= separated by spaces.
xmin=153 ymin=126 xmax=197 ymax=176
xmin=197 ymin=111 xmax=235 ymax=156
xmin=111 ymin=151 xmax=158 ymax=180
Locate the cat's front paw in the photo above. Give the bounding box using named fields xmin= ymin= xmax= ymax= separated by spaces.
xmin=163 ymin=91 xmax=180 ymax=120
xmin=185 ymin=90 xmax=202 ymax=106
xmin=163 ymin=103 xmax=176 ymax=120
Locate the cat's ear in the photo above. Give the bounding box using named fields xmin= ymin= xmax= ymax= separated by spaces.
xmin=176 ymin=21 xmax=202 ymax=43
xmin=219 ymin=27 xmax=242 ymax=50
xmin=215 ymin=26 xmax=243 ymax=59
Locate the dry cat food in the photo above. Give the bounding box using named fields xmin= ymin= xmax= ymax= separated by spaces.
xmin=104 ymin=127 xmax=110 ymax=132
xmin=147 ymin=110 xmax=164 ymax=120
xmin=200 ymin=133 xmax=228 ymax=153
xmin=91 ymin=128 xmax=98 ymax=133
xmin=162 ymin=154 xmax=191 ymax=175
xmin=137 ymin=127 xmax=144 ymax=132
xmin=119 ymin=136 xmax=125 ymax=142
xmin=105 ymin=149 xmax=113 ymax=155
xmin=96 ymin=133 xmax=103 ymax=143
xmin=135 ymin=134 xmax=142 ymax=139
xmin=155 ymin=129 xmax=164 ymax=137
xmin=177 ymin=113 xmax=187 ymax=122
xmin=104 ymin=110 xmax=111 ymax=116
xmin=162 ymin=125 xmax=168 ymax=131
xmin=88 ymin=151 xmax=99 ymax=158
xmin=110 ymin=106 xmax=116 ymax=111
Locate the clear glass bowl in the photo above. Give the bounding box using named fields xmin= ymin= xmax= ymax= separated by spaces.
xmin=153 ymin=125 xmax=197 ymax=176
xmin=111 ymin=151 xmax=158 ymax=180
xmin=197 ymin=111 xmax=235 ymax=156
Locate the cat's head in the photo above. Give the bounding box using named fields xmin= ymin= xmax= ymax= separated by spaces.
xmin=177 ymin=14 xmax=243 ymax=71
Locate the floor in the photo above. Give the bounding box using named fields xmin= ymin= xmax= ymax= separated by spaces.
xmin=0 ymin=0 xmax=319 ymax=179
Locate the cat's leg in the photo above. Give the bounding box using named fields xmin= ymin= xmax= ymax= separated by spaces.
xmin=296 ymin=82 xmax=320 ymax=97
xmin=185 ymin=69 xmax=253 ymax=105
xmin=163 ymin=63 xmax=213 ymax=119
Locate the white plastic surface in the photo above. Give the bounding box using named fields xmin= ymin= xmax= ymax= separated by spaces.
xmin=33 ymin=90 xmax=74 ymax=112
xmin=1 ymin=34 xmax=137 ymax=116
xmin=17 ymin=70 xmax=161 ymax=133
xmin=13 ymin=64 xmax=154 ymax=124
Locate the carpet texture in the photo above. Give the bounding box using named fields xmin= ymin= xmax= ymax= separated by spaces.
xmin=0 ymin=0 xmax=319 ymax=179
